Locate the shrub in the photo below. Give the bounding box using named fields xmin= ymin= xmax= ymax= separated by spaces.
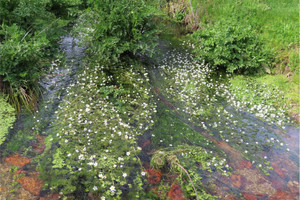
xmin=0 ymin=24 xmax=49 ymax=111
xmin=74 ymin=0 xmax=159 ymax=64
xmin=0 ymin=94 xmax=16 ymax=146
xmin=191 ymin=19 xmax=273 ymax=74
xmin=0 ymin=24 xmax=48 ymax=88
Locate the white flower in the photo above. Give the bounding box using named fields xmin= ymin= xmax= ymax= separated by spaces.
xmin=93 ymin=186 xmax=98 ymax=191
xmin=141 ymin=171 xmax=146 ymax=176
xmin=126 ymin=152 xmax=130 ymax=156
xmin=99 ymin=173 xmax=104 ymax=179
xmin=118 ymin=157 xmax=124 ymax=161
xmin=110 ymin=185 xmax=116 ymax=193
xmin=123 ymin=173 xmax=127 ymax=178
xmin=101 ymin=197 xmax=105 ymax=200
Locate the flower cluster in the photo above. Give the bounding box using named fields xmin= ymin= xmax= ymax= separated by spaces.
xmin=47 ymin=63 xmax=156 ymax=198
xmin=152 ymin=41 xmax=291 ymax=171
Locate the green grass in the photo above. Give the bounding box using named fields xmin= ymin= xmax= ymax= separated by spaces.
xmin=191 ymin=0 xmax=299 ymax=72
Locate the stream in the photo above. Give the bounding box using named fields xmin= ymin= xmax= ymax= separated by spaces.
xmin=143 ymin=39 xmax=299 ymax=199
xmin=0 ymin=35 xmax=299 ymax=200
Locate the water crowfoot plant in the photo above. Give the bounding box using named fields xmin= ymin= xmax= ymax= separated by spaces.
xmin=39 ymin=61 xmax=157 ymax=199
xmin=150 ymin=40 xmax=292 ymax=173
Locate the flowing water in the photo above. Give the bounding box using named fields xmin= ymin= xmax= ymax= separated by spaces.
xmin=0 ymin=35 xmax=85 ymax=200
xmin=142 ymin=39 xmax=299 ymax=199
xmin=0 ymin=35 xmax=299 ymax=200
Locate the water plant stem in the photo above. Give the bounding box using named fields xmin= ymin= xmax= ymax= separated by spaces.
xmin=175 ymin=162 xmax=199 ymax=200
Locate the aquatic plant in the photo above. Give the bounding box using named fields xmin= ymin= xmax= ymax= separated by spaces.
xmin=39 ymin=62 xmax=157 ymax=199
xmin=152 ymin=41 xmax=291 ymax=173
xmin=150 ymin=145 xmax=229 ymax=200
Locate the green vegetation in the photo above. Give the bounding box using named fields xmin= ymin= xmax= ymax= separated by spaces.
xmin=192 ymin=18 xmax=273 ymax=74
xmin=150 ymin=104 xmax=229 ymax=199
xmin=0 ymin=95 xmax=16 ymax=146
xmin=189 ymin=0 xmax=299 ymax=72
xmin=0 ymin=0 xmax=298 ymax=199
xmin=38 ymin=61 xmax=157 ymax=198
xmin=230 ymin=74 xmax=299 ymax=123
xmin=73 ymin=0 xmax=159 ymax=64
xmin=0 ymin=0 xmax=86 ymax=112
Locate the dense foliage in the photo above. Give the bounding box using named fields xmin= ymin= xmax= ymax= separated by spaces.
xmin=74 ymin=0 xmax=159 ymax=64
xmin=188 ymin=0 xmax=299 ymax=72
xmin=191 ymin=19 xmax=273 ymax=74
xmin=0 ymin=0 xmax=298 ymax=199
xmin=0 ymin=0 xmax=86 ymax=111
xmin=0 ymin=95 xmax=16 ymax=146
xmin=0 ymin=24 xmax=48 ymax=88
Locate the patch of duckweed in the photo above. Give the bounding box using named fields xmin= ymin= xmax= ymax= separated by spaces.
xmin=38 ymin=61 xmax=157 ymax=199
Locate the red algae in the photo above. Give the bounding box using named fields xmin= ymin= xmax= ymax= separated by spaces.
xmin=4 ymin=154 xmax=31 ymax=167
xmin=144 ymin=168 xmax=162 ymax=185
xmin=17 ymin=176 xmax=43 ymax=196
xmin=230 ymin=174 xmax=246 ymax=189
xmin=268 ymin=191 xmax=295 ymax=200
xmin=242 ymin=193 xmax=258 ymax=200
xmin=168 ymin=184 xmax=186 ymax=200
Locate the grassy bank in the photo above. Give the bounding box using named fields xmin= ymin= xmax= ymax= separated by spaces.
xmin=190 ymin=0 xmax=299 ymax=72
xmin=162 ymin=0 xmax=299 ymax=123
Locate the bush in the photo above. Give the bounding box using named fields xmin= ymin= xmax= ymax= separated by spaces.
xmin=0 ymin=24 xmax=49 ymax=111
xmin=74 ymin=0 xmax=159 ymax=64
xmin=0 ymin=24 xmax=48 ymax=88
xmin=0 ymin=95 xmax=16 ymax=146
xmin=192 ymin=19 xmax=273 ymax=74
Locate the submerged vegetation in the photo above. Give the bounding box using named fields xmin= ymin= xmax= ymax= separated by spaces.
xmin=38 ymin=62 xmax=157 ymax=198
xmin=0 ymin=0 xmax=299 ymax=199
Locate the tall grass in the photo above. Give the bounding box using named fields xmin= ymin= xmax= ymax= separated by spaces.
xmin=1 ymin=82 xmax=40 ymax=114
